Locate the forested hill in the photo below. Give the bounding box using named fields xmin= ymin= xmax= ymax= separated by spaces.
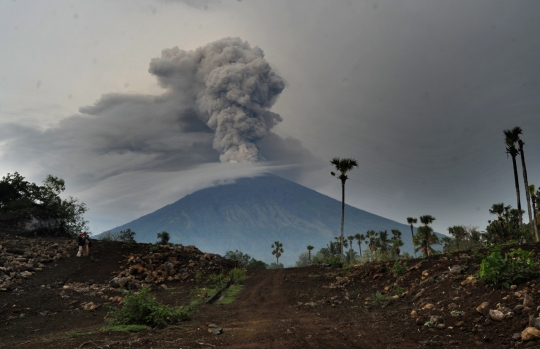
xmin=103 ymin=174 xmax=438 ymax=265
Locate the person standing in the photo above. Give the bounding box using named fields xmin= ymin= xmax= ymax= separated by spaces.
xmin=77 ymin=232 xmax=84 ymax=257
xmin=83 ymin=232 xmax=92 ymax=257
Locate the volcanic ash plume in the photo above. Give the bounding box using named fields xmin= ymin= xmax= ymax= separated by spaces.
xmin=149 ymin=37 xmax=285 ymax=162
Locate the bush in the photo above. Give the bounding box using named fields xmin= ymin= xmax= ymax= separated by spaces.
xmin=229 ymin=268 xmax=246 ymax=285
xmin=106 ymin=287 xmax=191 ymax=328
xmin=208 ymin=273 xmax=226 ymax=289
xmin=327 ymin=255 xmax=343 ymax=268
xmin=477 ymin=247 xmax=538 ymax=288
xmin=156 ymin=231 xmax=170 ymax=245
xmin=246 ymin=259 xmax=267 ymax=270
xmin=392 ymin=260 xmax=407 ymax=277
xmin=118 ymin=229 xmax=136 ymax=243
xmin=370 ymin=292 xmax=390 ymax=306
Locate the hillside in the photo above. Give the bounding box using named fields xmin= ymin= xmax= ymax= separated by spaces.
xmin=103 ymin=174 xmax=440 ymax=265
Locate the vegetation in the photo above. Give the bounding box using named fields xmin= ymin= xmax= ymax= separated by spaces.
xmin=406 ymin=217 xmax=418 ymax=257
xmin=224 ymin=250 xmax=267 ymax=269
xmin=330 ymin=157 xmax=358 ymax=261
xmin=0 ymin=172 xmax=89 ymax=237
xmin=477 ymin=247 xmax=539 ymax=288
xmin=156 ymin=231 xmax=170 ymax=245
xmin=271 ymin=241 xmax=284 ymax=266
xmin=118 ymin=229 xmax=136 ymax=243
xmin=106 ymin=287 xmax=191 ymax=328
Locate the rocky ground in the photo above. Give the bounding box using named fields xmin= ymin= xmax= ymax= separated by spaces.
xmin=2 ymin=232 xmax=540 ymax=348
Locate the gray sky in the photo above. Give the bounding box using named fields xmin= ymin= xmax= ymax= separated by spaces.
xmin=1 ymin=0 xmax=540 ymax=237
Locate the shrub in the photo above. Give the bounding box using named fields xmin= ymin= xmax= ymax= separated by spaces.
xmin=117 ymin=229 xmax=136 ymax=243
xmin=156 ymin=231 xmax=170 ymax=245
xmin=106 ymin=287 xmax=190 ymax=328
xmin=477 ymin=247 xmax=539 ymax=288
xmin=208 ymin=273 xmax=226 ymax=289
xmin=246 ymin=259 xmax=267 ymax=270
xmin=229 ymin=268 xmax=246 ymax=285
xmin=392 ymin=260 xmax=407 ymax=277
xmin=326 ymin=255 xmax=343 ymax=268
xmin=370 ymin=292 xmax=390 ymax=306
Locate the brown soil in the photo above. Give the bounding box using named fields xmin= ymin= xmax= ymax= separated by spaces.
xmin=2 ymin=236 xmax=540 ymax=349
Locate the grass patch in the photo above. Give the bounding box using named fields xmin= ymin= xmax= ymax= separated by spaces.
xmin=66 ymin=331 xmax=93 ymax=339
xmin=370 ymin=292 xmax=390 ymax=307
xmin=100 ymin=324 xmax=148 ymax=333
xmin=216 ymin=285 xmax=243 ymax=305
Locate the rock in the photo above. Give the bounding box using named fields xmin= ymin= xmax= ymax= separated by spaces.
xmin=513 ymin=333 xmax=523 ymax=340
xmin=455 ymin=321 xmax=464 ymax=327
xmin=410 ymin=310 xmax=418 ymax=318
xmin=522 ymin=327 xmax=540 ymax=341
xmin=476 ymin=302 xmax=490 ymax=316
xmin=515 ymin=305 xmax=525 ymax=313
xmin=448 ymin=265 xmax=462 ymax=275
xmin=524 ymin=294 xmax=535 ymax=307
xmin=430 ymin=315 xmax=444 ymax=324
xmin=422 ymin=303 xmax=434 ymax=310
xmin=447 ymin=303 xmax=458 ymax=311
xmin=511 ymin=285 xmax=518 ymax=290
xmin=489 ymin=309 xmax=505 ymax=321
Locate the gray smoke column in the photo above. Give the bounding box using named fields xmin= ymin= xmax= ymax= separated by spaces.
xmin=149 ymin=37 xmax=285 ymax=162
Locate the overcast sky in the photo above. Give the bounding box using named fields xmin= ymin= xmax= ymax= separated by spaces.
xmin=1 ymin=0 xmax=540 ymax=237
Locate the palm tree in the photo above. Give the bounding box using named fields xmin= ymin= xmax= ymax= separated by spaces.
xmin=514 ymin=127 xmax=539 ymax=241
xmin=441 ymin=236 xmax=454 ymax=253
xmin=366 ymin=230 xmax=377 ymax=251
xmin=331 ymin=157 xmax=359 ymax=261
xmin=447 ymin=225 xmax=466 ymax=251
xmin=504 ymin=128 xmax=523 ymax=227
xmin=307 ymin=245 xmax=314 ymax=263
xmin=530 ymin=185 xmax=538 ymax=232
xmin=354 ymin=233 xmax=365 ymax=257
xmin=377 ymin=230 xmax=390 ymax=254
xmin=390 ymin=229 xmax=404 ymax=256
xmin=271 ymin=241 xmax=284 ymax=266
xmin=418 ymin=215 xmax=438 ymax=258
xmin=406 ymin=217 xmax=418 ymax=257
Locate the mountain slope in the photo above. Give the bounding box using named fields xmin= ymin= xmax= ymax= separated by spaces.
xmin=104 ymin=174 xmax=439 ymax=265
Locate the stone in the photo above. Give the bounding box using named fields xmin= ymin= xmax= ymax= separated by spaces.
xmin=511 ymin=285 xmax=518 ymax=290
xmin=515 ymin=305 xmax=525 ymax=313
xmin=489 ymin=309 xmax=505 ymax=321
xmin=524 ymin=294 xmax=535 ymax=307
xmin=476 ymin=302 xmax=490 ymax=316
xmin=422 ymin=303 xmax=434 ymax=310
xmin=455 ymin=321 xmax=464 ymax=327
xmin=522 ymin=327 xmax=540 ymax=341
xmin=513 ymin=333 xmax=523 ymax=340
xmin=447 ymin=303 xmax=458 ymax=311
xmin=430 ymin=315 xmax=444 ymax=324
xmin=410 ymin=310 xmax=418 ymax=318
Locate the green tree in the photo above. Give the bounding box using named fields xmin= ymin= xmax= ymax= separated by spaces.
xmin=366 ymin=230 xmax=377 ymax=251
xmin=271 ymin=241 xmax=284 ymax=266
xmin=296 ymin=252 xmax=310 ymax=267
xmin=118 ymin=229 xmax=136 ymax=243
xmin=504 ymin=128 xmax=523 ymax=227
xmin=390 ymin=229 xmax=403 ymax=257
xmin=307 ymin=245 xmax=314 ymax=263
xmin=514 ymin=127 xmax=538 ymax=241
xmin=330 ymin=157 xmax=358 ymax=261
xmin=376 ymin=230 xmax=390 ymax=254
xmin=406 ymin=217 xmax=418 ymax=257
xmin=416 ymin=215 xmax=438 ymax=258
xmin=447 ymin=225 xmax=466 ymax=250
xmin=354 ymin=233 xmax=365 ymax=257
xmin=157 ymin=231 xmax=170 ymax=245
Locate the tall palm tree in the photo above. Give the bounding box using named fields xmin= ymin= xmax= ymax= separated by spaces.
xmin=271 ymin=241 xmax=284 ymax=266
xmin=530 ymin=185 xmax=538 ymax=231
xmin=307 ymin=245 xmax=314 ymax=263
xmin=354 ymin=233 xmax=365 ymax=257
xmin=366 ymin=230 xmax=377 ymax=251
xmin=418 ymin=215 xmax=438 ymax=258
xmin=447 ymin=225 xmax=466 ymax=251
xmin=514 ymin=127 xmax=539 ymax=241
xmin=390 ymin=229 xmax=403 ymax=256
xmin=330 ymin=157 xmax=358 ymax=261
xmin=504 ymin=128 xmax=523 ymax=226
xmin=406 ymin=217 xmax=418 ymax=257
xmin=377 ymin=230 xmax=390 ymax=254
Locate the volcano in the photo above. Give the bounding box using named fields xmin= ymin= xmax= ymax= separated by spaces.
xmin=102 ymin=173 xmax=437 ymax=265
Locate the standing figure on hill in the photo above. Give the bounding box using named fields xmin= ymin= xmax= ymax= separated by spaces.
xmin=77 ymin=232 xmax=84 ymax=257
xmin=83 ymin=232 xmax=92 ymax=256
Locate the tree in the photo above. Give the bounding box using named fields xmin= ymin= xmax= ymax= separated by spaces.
xmin=354 ymin=233 xmax=365 ymax=257
xmin=366 ymin=230 xmax=377 ymax=251
xmin=330 ymin=157 xmax=358 ymax=261
xmin=504 ymin=128 xmax=523 ymax=227
xmin=514 ymin=127 xmax=539 ymax=241
xmin=307 ymin=245 xmax=314 ymax=263
xmin=417 ymin=215 xmax=438 ymax=258
xmin=271 ymin=241 xmax=284 ymax=266
xmin=390 ymin=229 xmax=403 ymax=257
xmin=0 ymin=172 xmax=89 ymax=237
xmin=530 ymin=185 xmax=538 ymax=231
xmin=447 ymin=226 xmax=466 ymax=250
xmin=296 ymin=252 xmax=310 ymax=267
xmin=406 ymin=217 xmax=418 ymax=257
xmin=157 ymin=231 xmax=170 ymax=245
xmin=376 ymin=230 xmax=390 ymax=254
xmin=118 ymin=229 xmax=136 ymax=243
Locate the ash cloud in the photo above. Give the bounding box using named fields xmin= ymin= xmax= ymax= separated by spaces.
xmin=149 ymin=37 xmax=286 ymax=162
